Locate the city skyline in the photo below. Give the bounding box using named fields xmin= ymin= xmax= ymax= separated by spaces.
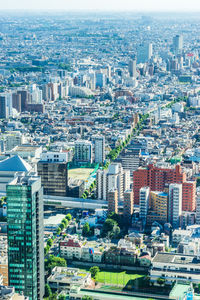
xmin=0 ymin=0 xmax=200 ymax=11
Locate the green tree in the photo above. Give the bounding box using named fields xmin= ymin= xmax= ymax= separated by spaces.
xmin=61 ymin=219 xmax=68 ymax=227
xmin=82 ymin=296 xmax=93 ymax=300
xmin=59 ymin=223 xmax=64 ymax=230
xmin=56 ymin=227 xmax=61 ymax=235
xmin=102 ymin=218 xmax=116 ymax=234
xmin=89 ymin=266 xmax=100 ymax=279
xmin=58 ymin=295 xmax=66 ymax=300
xmin=65 ymin=213 xmax=72 ymax=221
xmin=47 ymin=239 xmax=53 ymax=247
xmin=44 ymin=245 xmax=50 ymax=256
xmin=82 ymin=222 xmax=90 ymax=236
xmin=44 ymin=283 xmax=52 ymax=297
xmin=45 ymin=255 xmax=67 ymax=272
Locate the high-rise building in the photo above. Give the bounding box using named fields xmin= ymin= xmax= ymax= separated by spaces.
xmin=123 ymin=190 xmax=133 ymax=223
xmin=137 ymin=43 xmax=153 ymax=64
xmin=7 ymin=173 xmax=44 ymax=300
xmin=95 ymin=72 xmax=106 ymax=88
xmin=94 ymin=135 xmax=105 ymax=164
xmin=139 ymin=187 xmax=150 ymax=225
xmin=74 ymin=140 xmax=93 ymax=164
xmin=149 ymin=191 xmax=168 ymax=224
xmin=17 ymin=90 xmax=30 ymax=112
xmin=108 ymin=188 xmax=118 ymax=215
xmin=173 ymin=35 xmax=183 ymax=53
xmin=128 ymin=59 xmax=137 ymax=78
xmin=182 ymin=181 xmax=196 ymax=212
xmin=37 ymin=152 xmax=68 ymax=196
xmin=0 ymin=93 xmax=13 ymax=119
xmin=96 ymin=163 xmax=130 ymax=201
xmin=133 ymin=164 xmax=186 ymax=204
xmin=196 ymin=192 xmax=200 ymax=225
xmin=169 ymin=183 xmax=182 ymax=228
xmin=12 ymin=92 xmax=21 ymax=112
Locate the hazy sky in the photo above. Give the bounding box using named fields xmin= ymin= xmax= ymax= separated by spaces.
xmin=0 ymin=0 xmax=200 ymax=11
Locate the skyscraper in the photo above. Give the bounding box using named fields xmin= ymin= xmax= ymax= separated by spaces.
xmin=128 ymin=59 xmax=137 ymax=78
xmin=137 ymin=43 xmax=153 ymax=64
xmin=173 ymin=35 xmax=183 ymax=54
xmin=7 ymin=173 xmax=44 ymax=300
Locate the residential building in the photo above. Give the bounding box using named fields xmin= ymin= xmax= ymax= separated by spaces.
xmin=74 ymin=140 xmax=93 ymax=164
xmin=133 ymin=164 xmax=196 ymax=211
xmin=148 ymin=191 xmax=168 ymax=224
xmin=93 ymin=135 xmax=105 ymax=164
xmin=169 ymin=183 xmax=182 ymax=228
xmin=107 ymin=188 xmax=118 ymax=215
xmin=7 ymin=173 xmax=44 ymax=300
xmin=123 ymin=189 xmax=133 ymax=223
xmin=139 ymin=187 xmax=150 ymax=225
xmin=96 ymin=163 xmax=130 ymax=201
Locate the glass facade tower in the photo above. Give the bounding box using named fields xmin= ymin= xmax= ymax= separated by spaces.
xmin=6 ymin=173 xmax=44 ymax=300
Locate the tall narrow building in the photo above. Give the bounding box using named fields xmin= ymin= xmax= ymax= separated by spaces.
xmin=169 ymin=183 xmax=182 ymax=228
xmin=6 ymin=173 xmax=44 ymax=300
xmin=94 ymin=135 xmax=105 ymax=164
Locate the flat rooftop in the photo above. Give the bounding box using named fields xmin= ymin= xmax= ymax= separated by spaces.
xmin=152 ymin=252 xmax=200 ymax=265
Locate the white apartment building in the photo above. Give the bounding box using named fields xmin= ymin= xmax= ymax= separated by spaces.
xmin=60 ymin=239 xmax=82 ymax=260
xmin=169 ymin=183 xmax=182 ymax=229
xmin=96 ymin=163 xmax=130 ymax=201
xmin=139 ymin=187 xmax=150 ymax=225
xmin=151 ymin=252 xmax=200 ymax=284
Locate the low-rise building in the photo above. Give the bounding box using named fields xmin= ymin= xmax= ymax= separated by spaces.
xmin=47 ymin=267 xmax=92 ymax=292
xmin=151 ymin=252 xmax=200 ymax=284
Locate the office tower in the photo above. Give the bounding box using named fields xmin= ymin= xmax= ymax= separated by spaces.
xmin=169 ymin=183 xmax=182 ymax=228
xmin=7 ymin=173 xmax=44 ymax=300
xmin=96 ymin=163 xmax=130 ymax=201
xmin=133 ymin=164 xmax=186 ymax=205
xmin=17 ymin=90 xmax=30 ymax=112
xmin=123 ymin=190 xmax=133 ymax=223
xmin=150 ymin=191 xmax=168 ymax=224
xmin=37 ymin=152 xmax=68 ymax=196
xmin=128 ymin=59 xmax=137 ymax=78
xmin=137 ymin=43 xmax=153 ymax=64
xmin=0 ymin=95 xmax=7 ymax=119
xmin=74 ymin=140 xmax=93 ymax=164
xmin=182 ymin=181 xmax=196 ymax=212
xmin=29 ymin=84 xmax=42 ymax=104
xmin=95 ymin=72 xmax=106 ymax=88
xmin=12 ymin=92 xmax=21 ymax=112
xmin=139 ymin=187 xmax=150 ymax=225
xmin=108 ymin=188 xmax=118 ymax=215
xmin=173 ymin=35 xmax=183 ymax=53
xmin=94 ymin=135 xmax=105 ymax=164
xmin=0 ymin=93 xmax=12 ymax=119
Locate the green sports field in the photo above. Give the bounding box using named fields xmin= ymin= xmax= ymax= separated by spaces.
xmin=96 ymin=270 xmax=144 ymax=286
xmin=68 ymin=168 xmax=94 ymax=181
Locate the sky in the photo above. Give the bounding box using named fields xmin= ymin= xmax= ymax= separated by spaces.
xmin=0 ymin=0 xmax=200 ymax=11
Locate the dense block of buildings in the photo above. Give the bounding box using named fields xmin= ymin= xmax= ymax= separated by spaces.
xmin=133 ymin=164 xmax=196 ymax=211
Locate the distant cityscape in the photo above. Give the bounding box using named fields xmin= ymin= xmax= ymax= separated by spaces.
xmin=0 ymin=10 xmax=200 ymax=300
